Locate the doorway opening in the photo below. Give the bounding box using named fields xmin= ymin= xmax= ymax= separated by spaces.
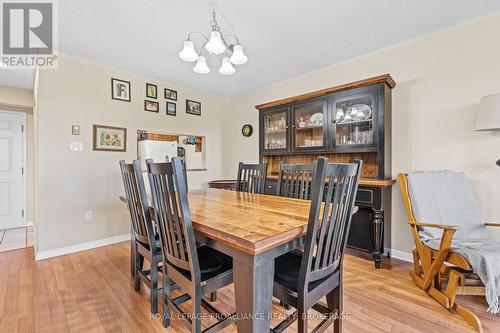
xmin=0 ymin=110 xmax=33 ymax=252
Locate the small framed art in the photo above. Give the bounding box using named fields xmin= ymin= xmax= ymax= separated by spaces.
xmin=166 ymin=102 xmax=176 ymax=116
xmin=164 ymin=88 xmax=177 ymax=101
xmin=186 ymin=99 xmax=201 ymax=116
xmin=146 ymin=83 xmax=157 ymax=99
xmin=111 ymin=78 xmax=131 ymax=102
xmin=145 ymin=100 xmax=159 ymax=113
xmin=93 ymin=125 xmax=127 ymax=152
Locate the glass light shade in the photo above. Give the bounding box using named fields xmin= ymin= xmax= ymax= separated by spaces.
xmin=219 ymin=57 xmax=235 ymax=75
xmin=193 ymin=56 xmax=210 ymax=74
xmin=475 ymin=93 xmax=500 ymax=131
xmin=205 ymin=31 xmax=226 ymax=55
xmin=230 ymin=44 xmax=247 ymax=65
xmin=179 ymin=40 xmax=198 ymax=62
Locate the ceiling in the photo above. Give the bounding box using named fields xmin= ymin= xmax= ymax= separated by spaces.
xmin=2 ymin=0 xmax=500 ymax=96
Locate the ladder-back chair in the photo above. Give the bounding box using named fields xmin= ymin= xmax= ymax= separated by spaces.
xmin=272 ymin=158 xmax=362 ymax=333
xmin=276 ymin=162 xmax=315 ymax=199
xmin=147 ymin=158 xmax=235 ymax=332
xmin=120 ymin=159 xmax=162 ymax=314
xmin=236 ymin=162 xmax=267 ymax=194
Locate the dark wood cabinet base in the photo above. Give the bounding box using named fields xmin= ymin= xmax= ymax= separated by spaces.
xmin=346 ymin=185 xmax=391 ymax=268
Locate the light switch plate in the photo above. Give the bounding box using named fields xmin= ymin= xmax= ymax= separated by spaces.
xmin=72 ymin=125 xmax=80 ymax=135
xmin=70 ymin=141 xmax=83 ymax=152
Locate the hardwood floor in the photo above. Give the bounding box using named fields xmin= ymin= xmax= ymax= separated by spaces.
xmin=0 ymin=243 xmax=498 ymax=332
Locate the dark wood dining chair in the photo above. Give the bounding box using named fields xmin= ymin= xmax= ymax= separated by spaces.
xmin=236 ymin=162 xmax=268 ymax=194
xmin=272 ymin=158 xmax=362 ymax=333
xmin=276 ymin=162 xmax=316 ymax=199
xmin=119 ymin=159 xmax=162 ymax=315
xmin=275 ymin=162 xmax=317 ymax=310
xmin=147 ymin=158 xmax=235 ymax=332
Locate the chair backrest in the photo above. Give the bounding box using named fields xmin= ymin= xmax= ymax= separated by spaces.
xmin=276 ymin=163 xmax=315 ymax=199
xmin=236 ymin=162 xmax=268 ymax=194
xmin=119 ymin=160 xmax=155 ymax=247
xmin=401 ymin=170 xmax=487 ymax=240
xmin=299 ymin=158 xmax=362 ymax=289
xmin=146 ymin=157 xmax=200 ymax=281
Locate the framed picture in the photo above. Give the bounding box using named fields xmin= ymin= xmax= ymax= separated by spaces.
xmin=111 ymin=78 xmax=131 ymax=102
xmin=145 ymin=100 xmax=159 ymax=113
xmin=166 ymin=102 xmax=176 ymax=116
xmin=186 ymin=99 xmax=201 ymax=116
xmin=164 ymin=88 xmax=177 ymax=101
xmin=146 ymin=83 xmax=157 ymax=99
xmin=93 ymin=125 xmax=127 ymax=152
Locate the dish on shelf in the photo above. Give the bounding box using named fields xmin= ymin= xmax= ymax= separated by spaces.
xmin=348 ymin=104 xmax=372 ymax=121
xmin=343 ymin=113 xmax=353 ymax=122
xmin=307 ymin=112 xmax=323 ymax=126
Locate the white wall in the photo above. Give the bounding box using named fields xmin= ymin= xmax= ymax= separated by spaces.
xmin=35 ymin=55 xmax=230 ymax=252
xmin=223 ymin=13 xmax=500 ymax=253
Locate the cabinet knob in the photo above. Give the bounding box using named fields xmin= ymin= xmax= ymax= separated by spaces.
xmin=292 ymin=125 xmax=296 ymax=128
xmin=268 ymin=185 xmax=273 ymax=189
xmin=285 ymin=126 xmax=289 ymax=129
xmin=332 ymin=119 xmax=337 ymax=124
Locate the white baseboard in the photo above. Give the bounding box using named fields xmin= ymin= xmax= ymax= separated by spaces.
xmin=35 ymin=233 xmax=131 ymax=261
xmin=389 ymin=249 xmax=413 ymax=263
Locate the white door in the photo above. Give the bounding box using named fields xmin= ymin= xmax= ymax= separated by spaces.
xmin=0 ymin=111 xmax=25 ymax=229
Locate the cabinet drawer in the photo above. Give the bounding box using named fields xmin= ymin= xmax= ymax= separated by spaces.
xmin=355 ymin=189 xmax=373 ymax=205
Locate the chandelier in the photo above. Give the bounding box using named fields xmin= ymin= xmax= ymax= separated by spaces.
xmin=179 ymin=9 xmax=248 ymax=75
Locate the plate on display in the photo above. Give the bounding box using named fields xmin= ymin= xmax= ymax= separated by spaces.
xmin=308 ymin=112 xmax=323 ymax=126
xmin=349 ymin=104 xmax=372 ymax=120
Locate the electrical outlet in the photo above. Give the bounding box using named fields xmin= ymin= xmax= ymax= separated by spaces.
xmin=84 ymin=210 xmax=92 ymax=221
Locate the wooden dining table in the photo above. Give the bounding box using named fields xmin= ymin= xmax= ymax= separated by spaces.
xmin=121 ymin=188 xmax=355 ymax=332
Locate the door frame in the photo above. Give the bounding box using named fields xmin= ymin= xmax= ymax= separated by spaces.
xmin=0 ymin=110 xmax=27 ymax=228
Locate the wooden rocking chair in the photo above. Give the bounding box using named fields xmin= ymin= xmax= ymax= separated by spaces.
xmin=398 ymin=172 xmax=500 ymax=332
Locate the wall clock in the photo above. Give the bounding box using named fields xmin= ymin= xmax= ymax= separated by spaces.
xmin=241 ymin=124 xmax=253 ymax=137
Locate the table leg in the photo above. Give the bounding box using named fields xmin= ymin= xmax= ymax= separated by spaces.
xmin=371 ymin=209 xmax=384 ymax=269
xmin=233 ymin=253 xmax=275 ymax=333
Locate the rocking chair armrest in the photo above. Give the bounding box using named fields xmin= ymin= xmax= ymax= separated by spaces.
xmin=411 ymin=221 xmax=458 ymax=291
xmin=409 ymin=221 xmax=459 ymax=231
xmin=485 ymin=223 xmax=500 ymax=228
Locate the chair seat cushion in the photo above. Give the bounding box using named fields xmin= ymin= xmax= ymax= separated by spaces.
xmin=274 ymin=251 xmax=338 ymax=292
xmin=171 ymin=245 xmax=232 ymax=282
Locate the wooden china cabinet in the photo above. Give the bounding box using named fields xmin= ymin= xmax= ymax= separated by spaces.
xmin=256 ymin=74 xmax=396 ymax=268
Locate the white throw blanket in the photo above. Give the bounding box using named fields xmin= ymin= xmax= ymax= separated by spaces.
xmin=424 ymin=238 xmax=500 ymax=314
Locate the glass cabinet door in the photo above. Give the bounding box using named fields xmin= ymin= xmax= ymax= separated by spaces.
xmin=292 ymin=100 xmax=327 ymax=150
xmin=263 ymin=109 xmax=289 ymax=151
xmin=334 ymin=92 xmax=376 ymax=148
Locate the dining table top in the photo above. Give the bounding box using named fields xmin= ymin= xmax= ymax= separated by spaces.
xmin=121 ymin=188 xmax=359 ymax=256
xmin=186 ymin=188 xmax=312 ymax=255
xmin=120 ymin=188 xmax=313 ymax=255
